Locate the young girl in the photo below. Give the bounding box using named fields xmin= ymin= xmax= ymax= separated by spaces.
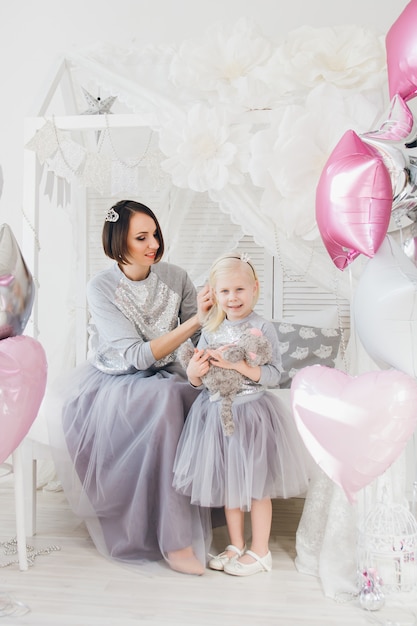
xmin=173 ymin=253 xmax=309 ymax=576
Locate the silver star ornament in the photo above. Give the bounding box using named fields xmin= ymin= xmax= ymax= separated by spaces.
xmin=81 ymin=88 xmax=117 ymax=115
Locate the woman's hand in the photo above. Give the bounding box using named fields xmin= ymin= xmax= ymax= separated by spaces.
xmin=196 ymin=284 xmax=213 ymax=324
xmin=187 ymin=348 xmax=211 ymax=386
xmin=149 ymin=286 xmax=211 ymax=361
xmin=149 ymin=284 xmax=212 ymax=360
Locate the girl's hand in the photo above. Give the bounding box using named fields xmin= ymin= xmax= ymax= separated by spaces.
xmin=206 ymin=348 xmax=239 ymax=371
xmin=207 ymin=348 xmax=261 ymax=382
xmin=187 ymin=348 xmax=211 ymax=385
xmin=196 ymin=284 xmax=213 ymax=324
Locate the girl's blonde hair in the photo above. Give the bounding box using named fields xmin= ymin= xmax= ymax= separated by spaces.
xmin=204 ymin=253 xmax=260 ymax=332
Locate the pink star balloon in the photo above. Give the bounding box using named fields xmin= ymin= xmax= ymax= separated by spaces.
xmin=386 ymin=0 xmax=417 ymax=102
xmin=316 ymin=130 xmax=392 ymax=270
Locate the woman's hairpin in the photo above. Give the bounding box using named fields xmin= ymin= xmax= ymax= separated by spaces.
xmin=240 ymin=252 xmax=251 ymax=263
xmin=105 ymin=207 xmax=120 ymax=223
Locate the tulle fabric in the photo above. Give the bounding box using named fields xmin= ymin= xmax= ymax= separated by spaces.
xmin=173 ymin=390 xmax=310 ymax=511
xmin=47 ymin=361 xmax=212 ymax=571
xmin=294 ymin=468 xmax=359 ymax=599
xmin=295 ymin=457 xmax=416 ymax=601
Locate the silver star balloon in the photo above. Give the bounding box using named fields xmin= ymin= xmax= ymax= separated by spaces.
xmin=0 ymin=224 xmax=35 ymax=339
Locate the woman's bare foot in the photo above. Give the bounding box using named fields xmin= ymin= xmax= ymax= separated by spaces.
xmin=167 ymin=547 xmax=205 ymax=576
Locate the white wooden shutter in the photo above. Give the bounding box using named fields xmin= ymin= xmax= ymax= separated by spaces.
xmin=273 ymin=253 xmax=351 ymax=332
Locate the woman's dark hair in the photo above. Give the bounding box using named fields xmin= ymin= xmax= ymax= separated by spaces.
xmin=102 ymin=200 xmax=165 ymax=264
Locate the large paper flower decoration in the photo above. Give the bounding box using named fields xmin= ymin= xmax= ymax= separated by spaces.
xmin=159 ymin=103 xmax=251 ymax=192
xmin=169 ymin=18 xmax=273 ymax=109
xmin=249 ymin=84 xmax=385 ymax=240
xmin=274 ymin=25 xmax=386 ymax=92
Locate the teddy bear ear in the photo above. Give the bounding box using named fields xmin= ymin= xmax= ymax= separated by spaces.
xmin=245 ymin=351 xmax=261 ymax=367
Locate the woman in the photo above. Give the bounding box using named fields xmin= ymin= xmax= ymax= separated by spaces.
xmin=51 ymin=199 xmax=213 ymax=575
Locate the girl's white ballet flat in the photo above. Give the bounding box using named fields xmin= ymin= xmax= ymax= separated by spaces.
xmin=223 ymin=549 xmax=272 ymax=576
xmin=207 ymin=544 xmax=246 ymax=571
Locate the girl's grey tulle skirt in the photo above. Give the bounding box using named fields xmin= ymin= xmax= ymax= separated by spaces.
xmin=47 ymin=362 xmax=212 ymax=572
xmin=173 ymin=390 xmax=310 ymax=512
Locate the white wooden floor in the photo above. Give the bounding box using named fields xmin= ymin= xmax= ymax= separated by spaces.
xmin=0 ymin=474 xmax=412 ymax=626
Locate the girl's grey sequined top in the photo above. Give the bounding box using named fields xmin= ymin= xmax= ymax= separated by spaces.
xmin=199 ymin=312 xmax=283 ymax=394
xmin=87 ymin=262 xmax=199 ymax=374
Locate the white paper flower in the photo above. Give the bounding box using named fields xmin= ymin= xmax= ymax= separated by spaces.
xmin=249 ymin=83 xmax=386 ymax=239
xmin=169 ymin=18 xmax=273 ymax=108
xmin=275 ymin=25 xmax=386 ymax=92
xmin=159 ymin=104 xmax=251 ymax=192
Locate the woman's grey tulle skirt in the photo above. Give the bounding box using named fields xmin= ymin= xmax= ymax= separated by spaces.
xmin=173 ymin=390 xmax=310 ymax=512
xmin=47 ymin=362 xmax=212 ymax=570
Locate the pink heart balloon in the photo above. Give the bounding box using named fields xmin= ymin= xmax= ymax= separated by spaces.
xmin=386 ymin=0 xmax=417 ymax=101
xmin=316 ymin=130 xmax=392 ymax=270
xmin=0 ymin=335 xmax=47 ymax=463
xmin=353 ymin=235 xmax=417 ymax=377
xmin=291 ymin=365 xmax=417 ymax=503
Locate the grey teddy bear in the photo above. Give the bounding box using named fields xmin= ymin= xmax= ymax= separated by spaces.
xmin=177 ymin=327 xmax=272 ymax=436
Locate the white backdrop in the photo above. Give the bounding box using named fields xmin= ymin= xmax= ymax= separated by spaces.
xmin=0 ymin=0 xmax=409 ymax=238
xmin=2 ymin=5 xmax=416 ymax=595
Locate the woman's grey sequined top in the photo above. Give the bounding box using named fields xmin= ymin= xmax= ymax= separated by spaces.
xmin=86 ymin=262 xmax=198 ymax=374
